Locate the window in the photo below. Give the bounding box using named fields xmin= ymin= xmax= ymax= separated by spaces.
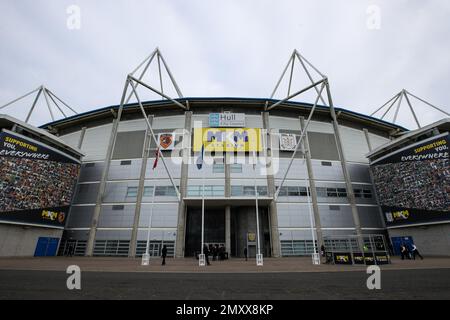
xmin=112 ymin=205 xmax=124 ymax=210
xmin=329 ymin=205 xmax=340 ymax=211
xmin=143 ymin=186 xmax=154 ymax=197
xmin=187 ymin=185 xmax=224 ymax=197
xmin=337 ymin=188 xmax=347 ymax=197
xmin=231 ymin=186 xmax=242 ymax=196
xmin=363 ymin=189 xmax=372 ymax=199
xmin=354 ymin=189 xmax=362 ymax=198
xmin=212 ymin=163 xmax=225 ymax=173
xmin=230 ymin=164 xmax=243 ymax=173
xmin=326 ymin=188 xmax=338 ymax=197
xmin=299 ymin=187 xmax=309 ymax=196
xmin=155 ymin=186 xmax=177 ymax=196
xmin=126 ymin=186 xmax=138 ymax=197
xmin=120 ymin=160 xmax=132 ymax=166
xmin=276 ymin=186 xmax=288 ymax=197
xmin=85 ymin=163 xmax=95 ymax=168
xmin=243 ymin=186 xmax=254 ymax=196
xmin=257 ymin=186 xmax=268 ymax=196
xmin=288 ymin=186 xmax=300 ymax=196
xmin=316 ymin=187 xmax=327 ymax=198
xmin=321 ymin=161 xmax=332 ymax=166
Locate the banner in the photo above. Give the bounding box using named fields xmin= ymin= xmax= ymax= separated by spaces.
xmin=0 ymin=130 xmax=80 ymax=228
xmin=193 ymin=127 xmax=262 ymax=152
xmin=370 ymin=133 xmax=450 ymax=227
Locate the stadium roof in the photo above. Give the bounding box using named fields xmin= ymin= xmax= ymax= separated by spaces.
xmin=367 ymin=118 xmax=450 ymax=160
xmin=39 ymin=97 xmax=408 ymax=135
xmin=0 ymin=114 xmax=84 ymax=158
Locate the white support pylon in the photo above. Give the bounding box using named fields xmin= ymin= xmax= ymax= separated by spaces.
xmin=0 ymin=85 xmax=78 ymax=124
xmin=371 ymin=89 xmax=450 ymax=129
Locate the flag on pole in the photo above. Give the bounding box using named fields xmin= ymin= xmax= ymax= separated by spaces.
xmin=196 ymin=144 xmax=204 ymax=170
xmin=152 ymin=147 xmax=160 ymax=170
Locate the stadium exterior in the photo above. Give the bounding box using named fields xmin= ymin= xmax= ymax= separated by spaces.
xmin=35 ymin=97 xmax=406 ymax=258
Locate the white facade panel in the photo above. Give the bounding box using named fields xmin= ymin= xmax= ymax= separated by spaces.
xmin=81 ymin=123 xmax=113 ymax=161
xmin=307 ymin=120 xmax=334 ymax=134
xmin=339 ymin=126 xmax=370 ymax=163
xmin=269 ymin=116 xmax=301 ymax=130
xmin=59 ymin=131 xmax=81 ymax=149
xmin=368 ymin=133 xmax=391 ymax=150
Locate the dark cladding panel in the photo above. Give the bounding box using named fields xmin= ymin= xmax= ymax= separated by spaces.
xmin=307 ymin=132 xmax=340 ymax=161
xmin=112 ymin=131 xmax=145 ymax=160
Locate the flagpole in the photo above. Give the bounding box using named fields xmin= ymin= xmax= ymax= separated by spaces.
xmin=253 ymin=151 xmax=263 ymax=266
xmin=142 ymin=148 xmax=159 ymax=266
xmin=201 ymin=165 xmax=205 ymax=256
xmin=198 ymin=144 xmax=206 ymax=266
xmin=145 ymin=178 xmax=156 ymax=260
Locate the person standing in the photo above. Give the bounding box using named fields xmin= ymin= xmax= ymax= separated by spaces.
xmin=411 ymin=244 xmax=424 ymax=260
xmin=161 ymin=245 xmax=167 ymax=265
xmin=244 ymin=247 xmax=248 ymax=261
xmin=204 ymin=245 xmax=211 ymax=266
xmin=400 ymin=244 xmax=407 ymax=260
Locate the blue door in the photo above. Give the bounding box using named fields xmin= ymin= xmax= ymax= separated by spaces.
xmin=34 ymin=237 xmax=60 ymax=257
xmin=391 ymin=236 xmax=414 ymax=255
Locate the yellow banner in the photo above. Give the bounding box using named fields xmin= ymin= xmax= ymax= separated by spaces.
xmin=193 ymin=128 xmax=262 ymax=152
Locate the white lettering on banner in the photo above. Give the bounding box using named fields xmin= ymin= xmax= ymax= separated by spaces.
xmin=0 ymin=149 xmax=50 ymax=159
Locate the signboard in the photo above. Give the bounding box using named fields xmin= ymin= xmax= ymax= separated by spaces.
xmin=247 ymin=232 xmax=256 ymax=242
xmin=0 ymin=130 xmax=80 ymax=228
xmin=193 ymin=127 xmax=262 ymax=152
xmin=333 ymin=252 xmax=352 ymax=265
xmin=279 ymin=133 xmax=297 ymax=151
xmin=158 ymin=133 xmax=175 ymax=150
xmin=209 ymin=113 xmax=245 ymax=127
xmin=370 ymin=133 xmax=450 ymax=227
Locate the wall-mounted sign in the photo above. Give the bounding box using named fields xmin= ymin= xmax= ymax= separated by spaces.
xmin=279 ymin=133 xmax=297 ymax=151
xmin=193 ymin=127 xmax=262 ymax=152
xmin=247 ymin=232 xmax=256 ymax=242
xmin=209 ymin=113 xmax=246 ymax=127
xmin=158 ymin=133 xmax=175 ymax=150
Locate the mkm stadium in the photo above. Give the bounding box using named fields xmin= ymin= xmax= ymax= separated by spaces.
xmin=0 ymin=50 xmax=449 ymax=262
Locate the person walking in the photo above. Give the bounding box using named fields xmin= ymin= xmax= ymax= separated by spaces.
xmin=161 ymin=245 xmax=167 ymax=265
xmin=244 ymin=247 xmax=248 ymax=261
xmin=411 ymin=244 xmax=424 ymax=260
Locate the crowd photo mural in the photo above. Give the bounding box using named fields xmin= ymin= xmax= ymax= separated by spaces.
xmin=370 ymin=133 xmax=450 ymax=227
xmin=0 ymin=130 xmax=80 ymax=228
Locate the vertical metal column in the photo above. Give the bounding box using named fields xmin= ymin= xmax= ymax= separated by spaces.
xmin=85 ymin=81 xmax=129 ymax=256
xmin=129 ymin=115 xmax=153 ymax=257
xmin=175 ymin=111 xmax=192 ymax=258
xmin=325 ymin=82 xmax=365 ymax=251
xmin=225 ymin=152 xmax=231 ymax=255
xmin=262 ymin=112 xmax=281 ymax=257
xmin=77 ymin=127 xmax=87 ymax=149
xmin=299 ymin=116 xmax=324 ymax=250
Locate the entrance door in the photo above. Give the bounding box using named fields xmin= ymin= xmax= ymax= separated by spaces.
xmin=391 ymin=236 xmax=414 ymax=255
xmin=34 ymin=237 xmax=60 ymax=257
xmin=149 ymin=243 xmax=160 ymax=257
xmin=185 ymin=207 xmax=225 ymax=256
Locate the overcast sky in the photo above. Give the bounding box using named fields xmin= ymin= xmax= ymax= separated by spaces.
xmin=0 ymin=0 xmax=449 ymax=129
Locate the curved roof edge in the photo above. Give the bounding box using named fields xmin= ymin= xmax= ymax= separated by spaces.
xmin=39 ymin=97 xmax=409 ymax=133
